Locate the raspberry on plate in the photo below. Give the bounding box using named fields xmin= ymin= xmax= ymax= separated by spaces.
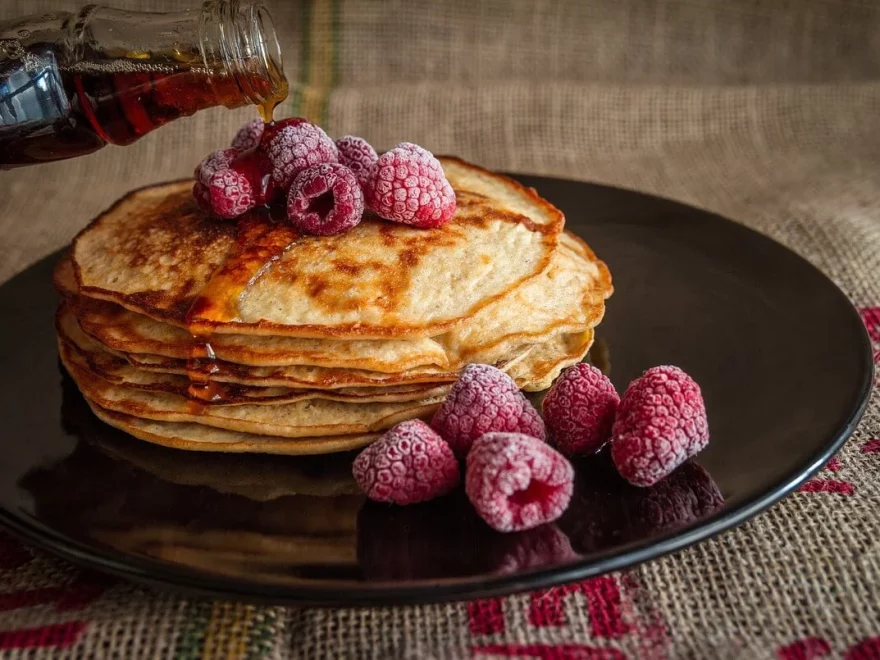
xmin=207 ymin=168 xmax=256 ymax=218
xmin=231 ymin=118 xmax=264 ymax=151
xmin=287 ymin=163 xmax=365 ymax=236
xmin=194 ymin=147 xmax=238 ymax=186
xmin=432 ymin=364 xmax=545 ymax=456
xmin=611 ymin=365 xmax=709 ymax=487
xmin=265 ymin=121 xmax=339 ymax=190
xmin=466 ymin=432 xmax=574 ymax=532
xmin=366 ymin=142 xmax=456 ymax=228
xmin=352 ymin=419 xmax=460 ymax=506
xmin=542 ymin=363 xmax=620 ymax=456
xmin=336 ymin=135 xmax=379 ymax=190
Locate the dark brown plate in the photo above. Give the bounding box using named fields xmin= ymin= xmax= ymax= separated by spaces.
xmin=0 ymin=175 xmax=872 ymax=606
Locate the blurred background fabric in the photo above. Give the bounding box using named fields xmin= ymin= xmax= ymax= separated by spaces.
xmin=1 ymin=1 xmax=880 ymax=657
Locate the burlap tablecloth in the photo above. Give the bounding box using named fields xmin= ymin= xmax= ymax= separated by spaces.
xmin=2 ymin=1 xmax=880 ymax=657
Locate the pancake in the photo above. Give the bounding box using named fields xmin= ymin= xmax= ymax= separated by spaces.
xmin=74 ymin=297 xmax=450 ymax=372
xmin=123 ymin=351 xmax=461 ymax=387
xmin=57 ymin=311 xmax=451 ymax=405
xmin=510 ymin=329 xmax=596 ymax=392
xmin=88 ymin=402 xmax=381 ymax=455
xmin=62 ymin=232 xmax=610 ymax=373
xmin=71 ymin=157 xmax=565 ymax=339
xmin=64 ymin=351 xmax=443 ymax=439
xmin=113 ymin=333 xmax=578 ymax=391
xmin=441 ymin=234 xmax=608 ymax=367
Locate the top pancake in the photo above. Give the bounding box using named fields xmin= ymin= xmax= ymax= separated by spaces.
xmin=57 ymin=232 xmax=610 ymax=373
xmin=71 ymin=157 xmax=564 ymax=339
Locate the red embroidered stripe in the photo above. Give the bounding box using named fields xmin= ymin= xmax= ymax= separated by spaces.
xmin=0 ymin=621 xmax=87 ymax=649
xmin=468 ymin=598 xmax=506 ymax=636
xmin=861 ymin=439 xmax=880 ymax=454
xmin=777 ymin=636 xmax=831 ymax=660
xmin=798 ymin=480 xmax=855 ymax=496
xmin=582 ymin=576 xmax=631 ymax=639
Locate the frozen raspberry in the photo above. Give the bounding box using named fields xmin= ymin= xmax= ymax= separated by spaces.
xmin=194 ymin=148 xmax=238 ymax=186
xmin=265 ymin=121 xmax=338 ymax=190
xmin=192 ymin=181 xmax=213 ymax=213
xmin=367 ymin=142 xmax=456 ymax=228
xmin=231 ymin=118 xmax=264 ymax=151
xmin=611 ymin=366 xmax=709 ymax=487
xmin=259 ymin=116 xmax=308 ymax=150
xmin=466 ymin=432 xmax=574 ymax=532
xmin=431 ymin=364 xmax=545 ymax=456
xmin=335 ymin=135 xmax=378 ymax=190
xmin=287 ymin=163 xmax=365 ymax=236
xmin=207 ymin=168 xmax=255 ymax=219
xmin=229 ymin=148 xmax=276 ymax=206
xmin=352 ymin=419 xmax=459 ymax=505
xmin=542 ymin=363 xmax=620 ymax=456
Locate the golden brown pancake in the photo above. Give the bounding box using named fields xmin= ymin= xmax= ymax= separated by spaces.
xmin=63 ymin=350 xmax=444 ymax=439
xmin=71 ymin=158 xmax=565 ymax=339
xmin=88 ymin=402 xmax=382 ymax=455
xmin=57 ymin=311 xmax=451 ymax=405
xmin=57 ymin=231 xmax=609 ymax=377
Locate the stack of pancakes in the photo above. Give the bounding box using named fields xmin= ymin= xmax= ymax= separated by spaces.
xmin=54 ymin=157 xmax=612 ymax=455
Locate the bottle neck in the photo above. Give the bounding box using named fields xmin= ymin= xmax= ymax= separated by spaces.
xmin=200 ymin=1 xmax=287 ymax=119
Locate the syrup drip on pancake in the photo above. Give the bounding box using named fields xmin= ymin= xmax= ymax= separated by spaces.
xmin=184 ymin=211 xmax=302 ymax=410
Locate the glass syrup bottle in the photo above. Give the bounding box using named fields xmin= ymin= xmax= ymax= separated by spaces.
xmin=0 ymin=1 xmax=288 ymax=168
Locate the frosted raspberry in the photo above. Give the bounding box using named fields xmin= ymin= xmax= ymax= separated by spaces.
xmin=352 ymin=419 xmax=459 ymax=505
xmin=543 ymin=363 xmax=620 ymax=456
xmin=194 ymin=148 xmax=238 ymax=186
xmin=207 ymin=168 xmax=255 ymax=219
xmin=335 ymin=135 xmax=378 ymax=190
xmin=466 ymin=432 xmax=574 ymax=532
xmin=611 ymin=366 xmax=709 ymax=487
xmin=287 ymin=163 xmax=365 ymax=236
xmin=259 ymin=116 xmax=308 ymax=150
xmin=192 ymin=181 xmax=213 ymax=213
xmin=432 ymin=364 xmax=545 ymax=456
xmin=265 ymin=121 xmax=339 ymax=190
xmin=367 ymin=142 xmax=456 ymax=228
xmin=231 ymin=118 xmax=264 ymax=151
xmin=230 ymin=148 xmax=276 ymax=206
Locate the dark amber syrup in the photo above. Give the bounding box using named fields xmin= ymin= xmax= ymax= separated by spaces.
xmin=182 ymin=98 xmax=295 ymax=411
xmin=1 ymin=50 xmax=286 ymax=167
